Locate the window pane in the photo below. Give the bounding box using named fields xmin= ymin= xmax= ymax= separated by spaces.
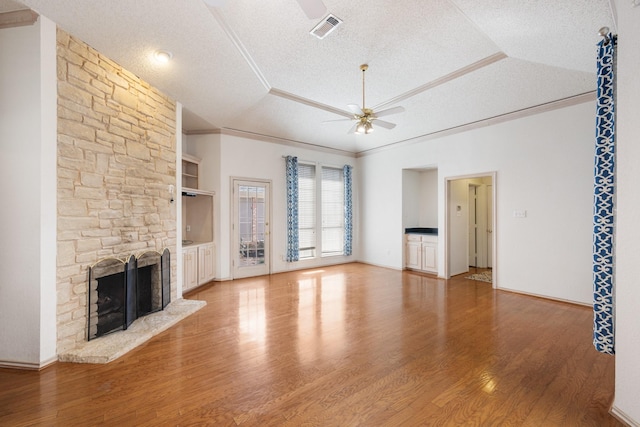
xmin=238 ymin=185 xmax=266 ymax=266
xmin=321 ymin=167 xmax=344 ymax=256
xmin=298 ymin=163 xmax=316 ymax=258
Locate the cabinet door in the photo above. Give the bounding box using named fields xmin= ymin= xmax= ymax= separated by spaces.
xmin=406 ymin=242 xmax=422 ymax=269
xmin=422 ymin=243 xmax=437 ymax=272
xmin=198 ymin=244 xmax=215 ymax=285
xmin=183 ymin=248 xmax=198 ymax=291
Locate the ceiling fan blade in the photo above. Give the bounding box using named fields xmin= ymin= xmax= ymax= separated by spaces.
xmin=374 ymin=106 xmax=405 ymax=118
xmin=322 ymin=118 xmax=353 ymax=124
xmin=347 ymin=104 xmax=364 ymax=116
xmin=347 ymin=122 xmax=358 ymax=134
xmin=373 ymin=119 xmax=396 ymax=130
xmin=296 ymin=0 xmax=327 ymax=19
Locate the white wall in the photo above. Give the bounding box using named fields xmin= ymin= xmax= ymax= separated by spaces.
xmin=186 ymin=134 xmax=357 ymax=280
xmin=359 ymin=101 xmax=595 ymax=304
xmin=402 ymin=169 xmax=438 ymax=231
xmin=0 ymin=17 xmax=57 ymax=368
xmin=402 ymin=170 xmax=420 ymax=228
xmin=419 ymin=169 xmax=438 ymax=227
xmin=612 ymin=0 xmax=640 ymax=423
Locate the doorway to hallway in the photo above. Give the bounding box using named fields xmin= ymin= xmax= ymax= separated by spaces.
xmin=446 ymin=173 xmax=496 ymax=286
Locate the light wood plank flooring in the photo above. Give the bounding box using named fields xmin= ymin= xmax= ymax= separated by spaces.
xmin=0 ymin=263 xmax=621 ymax=426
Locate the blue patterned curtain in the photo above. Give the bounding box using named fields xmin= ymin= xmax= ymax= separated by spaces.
xmin=286 ymin=156 xmax=299 ymax=262
xmin=592 ymin=33 xmax=616 ymax=355
xmin=343 ymin=165 xmax=353 ymax=256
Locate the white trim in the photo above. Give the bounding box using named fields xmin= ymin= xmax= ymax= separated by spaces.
xmin=208 ymin=8 xmax=270 ymax=91
xmin=230 ymin=177 xmax=273 ymax=279
xmin=0 ymin=356 xmax=57 ymax=370
xmin=269 ymin=88 xmax=353 ymax=118
xmin=496 ymin=287 xmax=591 ymax=308
xmin=358 ymin=92 xmax=596 ymax=157
xmin=372 ymin=52 xmax=508 ymax=112
xmin=0 ymin=9 xmax=38 ymax=29
xmin=610 ymin=406 xmax=640 ymax=427
xmin=220 ymin=128 xmax=353 ymax=156
xmin=444 ymin=172 xmax=497 ymax=289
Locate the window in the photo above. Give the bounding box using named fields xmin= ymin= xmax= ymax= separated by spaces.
xmin=298 ymin=163 xmax=316 ymax=259
xmin=286 ymin=157 xmax=352 ymax=261
xmin=296 ymin=164 xmax=346 ymax=259
xmin=321 ymin=167 xmax=344 ymax=256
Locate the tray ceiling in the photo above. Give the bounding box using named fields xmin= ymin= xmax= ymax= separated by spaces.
xmin=6 ymin=0 xmax=615 ymax=154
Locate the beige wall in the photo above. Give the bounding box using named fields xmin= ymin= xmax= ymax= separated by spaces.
xmin=55 ymin=29 xmax=177 ymax=353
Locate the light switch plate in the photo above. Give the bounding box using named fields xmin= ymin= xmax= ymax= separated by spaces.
xmin=513 ymin=209 xmax=527 ymax=218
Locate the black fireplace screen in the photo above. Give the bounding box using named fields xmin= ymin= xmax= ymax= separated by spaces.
xmin=87 ymin=249 xmax=171 ymax=341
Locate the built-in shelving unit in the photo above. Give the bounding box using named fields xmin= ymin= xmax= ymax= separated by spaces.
xmin=182 ymin=153 xmax=200 ymax=190
xmin=181 ymin=152 xmax=215 ymax=292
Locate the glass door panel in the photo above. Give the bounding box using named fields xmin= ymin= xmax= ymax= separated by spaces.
xmin=233 ymin=180 xmax=270 ymax=278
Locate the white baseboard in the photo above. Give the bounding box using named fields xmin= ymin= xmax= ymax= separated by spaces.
xmin=0 ymin=356 xmax=57 ymax=370
xmin=611 ymin=405 xmax=640 ymax=427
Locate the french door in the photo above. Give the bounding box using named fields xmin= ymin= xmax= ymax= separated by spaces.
xmin=232 ymin=179 xmax=270 ymax=279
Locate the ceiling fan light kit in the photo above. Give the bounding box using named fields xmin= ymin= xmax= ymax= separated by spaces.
xmin=340 ymin=64 xmax=405 ymax=135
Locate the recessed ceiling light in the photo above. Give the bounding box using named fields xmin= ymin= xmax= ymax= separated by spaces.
xmin=154 ymin=50 xmax=173 ymax=63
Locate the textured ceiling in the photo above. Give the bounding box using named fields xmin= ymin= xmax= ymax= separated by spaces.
xmin=6 ymin=0 xmax=615 ymax=154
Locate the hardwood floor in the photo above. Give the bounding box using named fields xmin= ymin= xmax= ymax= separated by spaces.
xmin=0 ymin=263 xmax=621 ymax=426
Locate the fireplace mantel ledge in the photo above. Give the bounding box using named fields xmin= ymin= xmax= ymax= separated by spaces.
xmin=58 ymin=299 xmax=206 ymax=364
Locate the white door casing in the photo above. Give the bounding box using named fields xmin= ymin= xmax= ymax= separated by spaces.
xmin=232 ymin=179 xmax=271 ymax=279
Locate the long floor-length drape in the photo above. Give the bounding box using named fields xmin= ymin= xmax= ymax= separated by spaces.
xmin=592 ymin=32 xmax=616 ymax=355
xmin=343 ymin=165 xmax=353 ymax=256
xmin=286 ymin=156 xmax=299 ymax=262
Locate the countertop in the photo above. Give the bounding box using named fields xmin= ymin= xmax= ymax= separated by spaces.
xmin=405 ymin=227 xmax=438 ymax=235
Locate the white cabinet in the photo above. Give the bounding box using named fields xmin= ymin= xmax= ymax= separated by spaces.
xmin=198 ymin=243 xmax=215 ymax=285
xmin=183 ymin=243 xmax=215 ymax=292
xmin=406 ymin=238 xmax=422 ymax=270
xmin=421 ymin=240 xmax=437 ymax=272
xmin=181 ymin=187 xmax=215 ymax=292
xmin=183 ymin=246 xmax=198 ymax=291
xmin=405 ymin=234 xmax=438 ymax=274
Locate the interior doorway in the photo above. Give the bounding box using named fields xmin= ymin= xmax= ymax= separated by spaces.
xmin=232 ymin=179 xmax=271 ymax=279
xmin=446 ymin=173 xmax=496 ymax=286
xmin=468 ymin=184 xmax=490 ymax=269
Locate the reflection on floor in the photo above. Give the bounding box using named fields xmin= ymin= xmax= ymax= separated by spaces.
xmin=0 ymin=263 xmax=620 ymax=426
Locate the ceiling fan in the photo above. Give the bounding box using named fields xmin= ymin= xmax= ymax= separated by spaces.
xmin=324 ymin=64 xmax=405 ymax=135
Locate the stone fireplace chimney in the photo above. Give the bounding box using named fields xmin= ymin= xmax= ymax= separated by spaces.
xmin=56 ymin=29 xmax=178 ymax=354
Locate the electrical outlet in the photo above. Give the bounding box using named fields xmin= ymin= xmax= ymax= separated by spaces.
xmin=186 ymin=225 xmax=191 ymax=232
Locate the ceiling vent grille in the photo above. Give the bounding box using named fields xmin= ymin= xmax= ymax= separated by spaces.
xmin=309 ymin=14 xmax=342 ymax=39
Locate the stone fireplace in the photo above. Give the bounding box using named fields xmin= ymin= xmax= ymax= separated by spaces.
xmin=56 ymin=29 xmax=178 ymax=355
xmin=88 ymin=250 xmax=170 ymax=341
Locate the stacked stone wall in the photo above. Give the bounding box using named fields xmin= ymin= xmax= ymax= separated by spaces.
xmin=56 ymin=29 xmax=177 ymax=353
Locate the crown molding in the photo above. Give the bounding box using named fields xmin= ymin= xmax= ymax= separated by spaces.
xmin=357 ymin=91 xmax=596 ymax=157
xmin=372 ymin=52 xmax=508 ymax=112
xmin=269 ymin=88 xmax=353 ymax=118
xmin=0 ymin=9 xmax=38 ymax=29
xmin=220 ymin=128 xmax=356 ymax=157
xmin=208 ymin=7 xmax=270 ymax=91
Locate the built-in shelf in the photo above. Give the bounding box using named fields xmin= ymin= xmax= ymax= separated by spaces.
xmin=182 ymin=153 xmax=200 ymax=189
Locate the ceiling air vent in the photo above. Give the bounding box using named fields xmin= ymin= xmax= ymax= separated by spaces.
xmin=309 ymin=14 xmax=342 ymax=39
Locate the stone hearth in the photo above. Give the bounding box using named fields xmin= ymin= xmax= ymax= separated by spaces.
xmin=58 ymin=299 xmax=205 ymax=364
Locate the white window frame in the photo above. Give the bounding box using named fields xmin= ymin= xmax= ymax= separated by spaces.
xmin=296 ymin=162 xmax=346 ymax=259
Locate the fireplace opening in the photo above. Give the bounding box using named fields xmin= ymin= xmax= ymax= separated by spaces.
xmin=96 ymin=271 xmax=126 ymax=337
xmin=136 ymin=252 xmax=163 ymax=317
xmin=88 ymin=249 xmax=171 ymax=341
